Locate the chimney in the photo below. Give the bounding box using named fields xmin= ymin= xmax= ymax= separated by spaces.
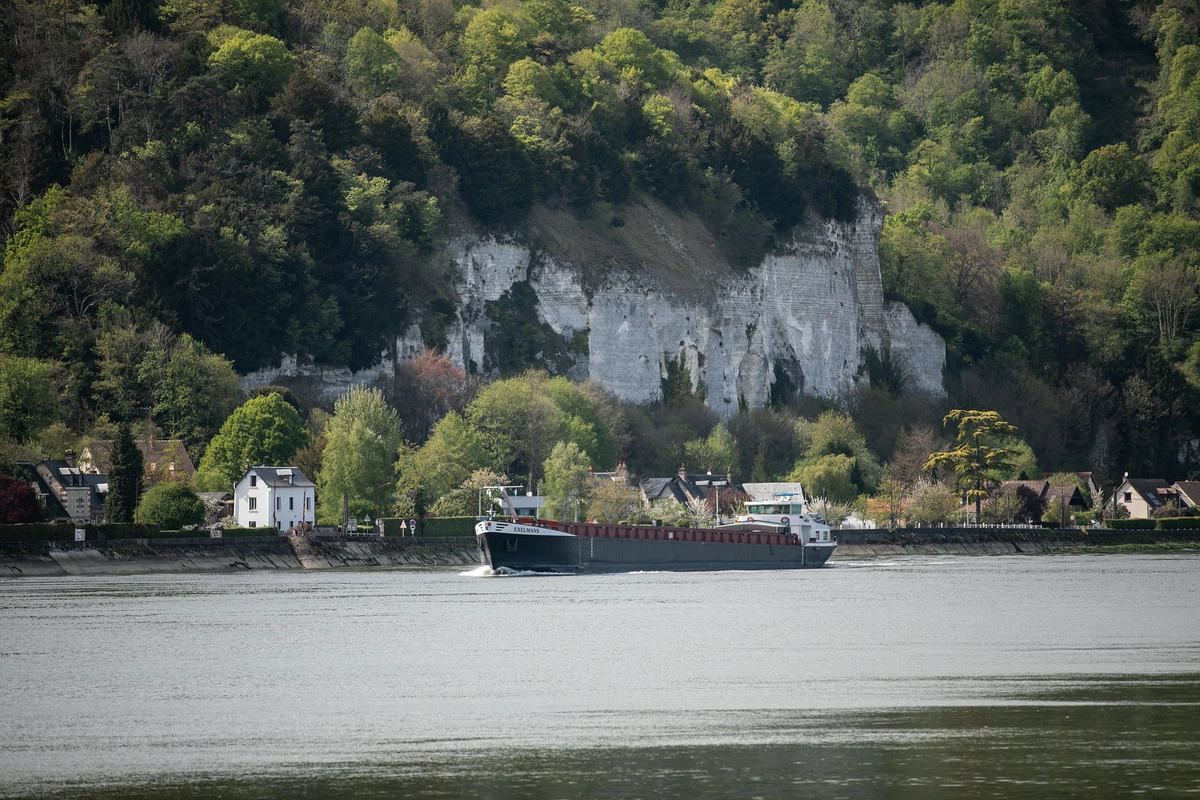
xmin=64 ymin=449 xmax=76 ymax=468
xmin=616 ymin=461 xmax=627 ymax=479
xmin=678 ymin=462 xmax=687 ymax=481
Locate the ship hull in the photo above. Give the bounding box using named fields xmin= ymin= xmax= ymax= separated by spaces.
xmin=477 ymin=522 xmax=835 ymax=574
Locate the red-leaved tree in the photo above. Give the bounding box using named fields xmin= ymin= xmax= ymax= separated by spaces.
xmin=392 ymin=351 xmax=475 ymax=443
xmin=0 ymin=475 xmax=44 ymax=523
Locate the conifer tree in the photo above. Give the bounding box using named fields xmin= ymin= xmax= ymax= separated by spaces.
xmin=105 ymin=424 xmax=144 ymax=523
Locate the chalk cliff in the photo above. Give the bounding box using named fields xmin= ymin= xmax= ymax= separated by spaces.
xmin=444 ymin=196 xmax=944 ymax=416
xmin=244 ymin=196 xmax=945 ymax=415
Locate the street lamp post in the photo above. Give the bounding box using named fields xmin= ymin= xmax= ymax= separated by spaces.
xmin=375 ymin=482 xmax=392 ymax=535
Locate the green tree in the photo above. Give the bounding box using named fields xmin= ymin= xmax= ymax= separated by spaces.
xmin=465 ymin=372 xmax=616 ymax=490
xmin=0 ymin=355 xmax=57 ymax=443
xmin=317 ymin=386 xmax=403 ymax=525
xmin=147 ymin=334 xmax=244 ymax=457
xmin=93 ymin=325 xmax=242 ymax=455
xmin=541 ymin=440 xmax=591 ymax=522
xmin=207 ymin=27 xmax=297 ymax=94
xmin=92 ymin=323 xmax=155 ymax=424
xmin=591 ymin=28 xmax=679 ymax=91
xmin=587 ymin=478 xmax=643 ymax=523
xmin=462 ymin=7 xmax=526 ymax=80
xmin=428 ymin=467 xmax=510 ymax=518
xmin=683 ymin=424 xmax=736 ymax=475
xmin=195 ymin=393 xmax=309 ymax=491
xmin=396 ymin=412 xmax=490 ymax=508
xmin=905 ymin=480 xmax=961 ymax=525
xmin=503 ymin=58 xmax=564 ymax=105
xmin=788 ymin=410 xmax=881 ymax=499
xmin=1077 ymin=143 xmax=1151 ymax=212
xmin=346 ymin=27 xmax=402 ymax=96
xmin=105 ymin=423 xmax=144 ymax=523
xmin=441 ymin=114 xmax=535 ymax=224
xmin=138 ymin=481 xmax=205 ymax=529
xmin=762 ymin=0 xmax=851 ymax=107
xmin=791 ymin=453 xmax=858 ymax=504
xmin=923 ymin=410 xmax=1017 ymax=522
xmin=0 ymin=229 xmax=134 ymax=360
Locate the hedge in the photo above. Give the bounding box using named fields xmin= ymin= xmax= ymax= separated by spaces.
xmin=1155 ymin=517 xmax=1200 ymax=530
xmin=1105 ymin=518 xmax=1156 ymax=530
xmin=96 ymin=523 xmax=160 ymax=539
xmin=0 ymin=523 xmax=285 ymax=542
xmin=0 ymin=523 xmax=78 ymax=542
xmin=420 ymin=516 xmax=477 ymax=537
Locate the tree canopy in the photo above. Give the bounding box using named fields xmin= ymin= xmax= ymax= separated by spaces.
xmin=541 ymin=440 xmax=592 ymax=522
xmin=104 ymin=423 xmax=143 ymax=524
xmin=316 ymin=385 xmax=403 ymax=524
xmin=3 ymin=0 xmax=1200 ymax=490
xmin=924 ymin=410 xmax=1018 ymax=520
xmin=0 ymin=474 xmax=43 ymax=523
xmin=195 ymin=393 xmax=309 ymax=491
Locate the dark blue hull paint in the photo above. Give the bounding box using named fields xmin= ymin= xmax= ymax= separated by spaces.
xmin=477 ymin=530 xmax=835 ymax=573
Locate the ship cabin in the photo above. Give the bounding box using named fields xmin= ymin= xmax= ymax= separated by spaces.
xmin=736 ymin=496 xmax=833 ymax=543
xmin=742 ymin=499 xmax=806 ymax=519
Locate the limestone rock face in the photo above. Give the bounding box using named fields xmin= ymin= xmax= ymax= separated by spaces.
xmin=244 ymin=197 xmax=945 ymax=415
xmin=446 ymin=198 xmax=944 ymax=417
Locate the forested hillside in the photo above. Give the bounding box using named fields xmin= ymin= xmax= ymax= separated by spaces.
xmin=2 ymin=0 xmax=1199 ymax=488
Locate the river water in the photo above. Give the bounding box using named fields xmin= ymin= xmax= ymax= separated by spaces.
xmin=2 ymin=554 xmax=1198 ymax=798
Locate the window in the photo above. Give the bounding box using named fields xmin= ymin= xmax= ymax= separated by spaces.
xmin=276 ymin=497 xmax=281 ymax=510
xmin=289 ymin=497 xmax=294 ymax=510
xmin=249 ymin=521 xmax=256 ymax=528
xmin=250 ymin=475 xmax=257 ymax=487
xmin=305 ymin=496 xmax=310 ymax=511
xmin=1124 ymin=492 xmax=1132 ymax=503
xmin=249 ymin=497 xmax=257 ymax=511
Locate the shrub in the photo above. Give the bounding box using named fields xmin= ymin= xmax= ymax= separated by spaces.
xmin=138 ymin=482 xmax=206 ymax=530
xmin=1105 ymin=518 xmax=1155 ymax=530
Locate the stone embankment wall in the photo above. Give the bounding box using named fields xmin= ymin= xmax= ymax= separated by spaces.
xmin=833 ymin=528 xmax=1200 ymax=557
xmin=0 ymin=536 xmax=481 ymax=578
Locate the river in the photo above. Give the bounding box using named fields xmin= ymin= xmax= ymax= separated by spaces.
xmin=2 ymin=554 xmax=1198 ymax=798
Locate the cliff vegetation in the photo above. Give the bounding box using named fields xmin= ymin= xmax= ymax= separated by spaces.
xmin=2 ymin=0 xmax=1200 ymax=492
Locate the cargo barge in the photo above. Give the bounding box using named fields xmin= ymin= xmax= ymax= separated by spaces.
xmin=475 ymin=497 xmax=836 ymax=573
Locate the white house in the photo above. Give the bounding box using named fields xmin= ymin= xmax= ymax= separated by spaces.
xmin=233 ymin=466 xmax=315 ymax=531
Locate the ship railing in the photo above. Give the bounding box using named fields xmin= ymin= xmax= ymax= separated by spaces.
xmin=560 ymin=521 xmax=803 ymax=547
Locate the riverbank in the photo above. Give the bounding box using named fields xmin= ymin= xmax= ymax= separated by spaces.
xmin=0 ymin=535 xmax=482 ymax=577
xmin=2 ymin=529 xmax=1198 ymax=577
xmin=834 ymin=527 xmax=1200 ymax=556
